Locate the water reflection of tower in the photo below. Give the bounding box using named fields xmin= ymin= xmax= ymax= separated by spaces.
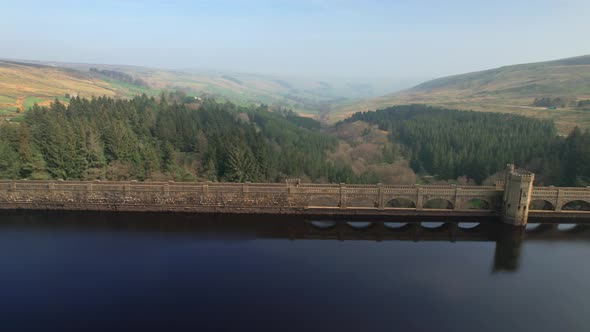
xmin=493 ymin=224 xmax=526 ymax=272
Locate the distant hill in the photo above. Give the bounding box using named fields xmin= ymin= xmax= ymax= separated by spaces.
xmin=0 ymin=59 xmax=405 ymax=122
xmin=54 ymin=62 xmax=408 ymax=120
xmin=0 ymin=60 xmax=158 ymax=120
xmin=334 ymin=55 xmax=590 ymax=133
xmin=410 ymin=54 xmax=590 ymax=95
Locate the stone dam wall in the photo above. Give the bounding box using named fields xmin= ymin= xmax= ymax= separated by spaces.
xmin=0 ymin=178 xmax=588 ymax=224
xmin=0 ymin=180 xmax=500 ymax=215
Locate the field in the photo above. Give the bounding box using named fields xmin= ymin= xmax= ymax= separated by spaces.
xmin=22 ymin=97 xmax=48 ymax=109
xmin=0 ymin=61 xmax=123 ymax=118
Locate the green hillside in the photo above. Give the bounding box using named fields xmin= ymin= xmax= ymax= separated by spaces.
xmin=334 ymin=55 xmax=590 ymax=133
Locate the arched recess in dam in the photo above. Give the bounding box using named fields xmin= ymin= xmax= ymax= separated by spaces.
xmin=458 ymin=222 xmax=480 ymax=230
xmin=463 ymin=198 xmax=491 ymax=210
xmin=420 ymin=222 xmax=448 ymax=231
xmin=383 ymin=222 xmax=409 ymax=230
xmin=529 ymin=200 xmax=555 ymax=211
xmin=346 ymin=222 xmax=374 ymax=229
xmin=561 ymin=200 xmax=590 ymax=211
xmin=385 ymin=198 xmax=416 ymax=208
xmin=557 ymin=224 xmax=578 ymax=231
xmin=526 ymin=223 xmax=542 ymax=231
xmin=423 ymin=199 xmax=454 ymax=210
xmin=310 ymin=221 xmax=338 ymax=229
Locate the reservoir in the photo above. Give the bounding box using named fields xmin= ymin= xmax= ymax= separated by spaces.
xmin=0 ymin=211 xmax=589 ymax=331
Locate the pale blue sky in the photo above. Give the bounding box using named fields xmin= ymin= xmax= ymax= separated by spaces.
xmin=2 ymin=0 xmax=589 ymax=79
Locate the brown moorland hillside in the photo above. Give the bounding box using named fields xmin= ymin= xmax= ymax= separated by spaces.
xmin=0 ymin=61 xmax=123 ymax=117
xmin=334 ymin=55 xmax=590 ymax=133
xmin=0 ymin=59 xmax=404 ymax=121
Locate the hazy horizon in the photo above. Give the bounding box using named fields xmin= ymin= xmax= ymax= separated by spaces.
xmin=2 ymin=0 xmax=590 ymax=81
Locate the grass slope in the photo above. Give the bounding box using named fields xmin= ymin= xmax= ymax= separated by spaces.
xmin=34 ymin=61 xmax=406 ymax=120
xmin=334 ymin=55 xmax=590 ymax=133
xmin=1 ymin=59 xmax=404 ymax=122
xmin=0 ymin=60 xmax=143 ymax=118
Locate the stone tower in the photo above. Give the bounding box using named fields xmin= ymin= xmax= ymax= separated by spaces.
xmin=501 ymin=164 xmax=535 ymax=226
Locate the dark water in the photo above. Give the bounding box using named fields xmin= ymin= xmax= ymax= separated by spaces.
xmin=0 ymin=212 xmax=589 ymax=332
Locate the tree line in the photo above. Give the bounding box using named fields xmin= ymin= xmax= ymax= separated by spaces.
xmin=0 ymin=94 xmax=361 ymax=183
xmin=2 ymin=98 xmax=589 ymax=186
xmin=90 ymin=68 xmax=148 ymax=87
xmin=532 ymin=96 xmax=590 ymax=109
xmin=344 ymin=104 xmax=589 ymax=185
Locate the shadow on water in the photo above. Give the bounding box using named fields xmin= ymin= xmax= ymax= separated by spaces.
xmin=2 ymin=211 xmax=590 ymax=331
xmin=1 ymin=210 xmax=590 ymax=274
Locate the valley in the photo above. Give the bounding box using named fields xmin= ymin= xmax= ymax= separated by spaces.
xmin=0 ymin=59 xmax=403 ymax=122
xmin=333 ymin=55 xmax=590 ymax=133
